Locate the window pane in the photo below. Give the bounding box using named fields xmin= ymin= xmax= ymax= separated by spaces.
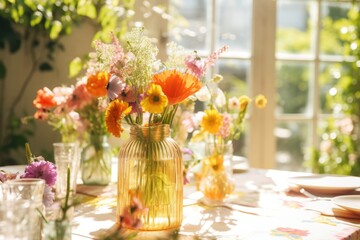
xmin=320 ymin=2 xmax=352 ymax=57
xmin=276 ymin=121 xmax=311 ymax=171
xmin=319 ymin=62 xmax=352 ymax=114
xmin=168 ymin=0 xmax=209 ymax=51
xmin=217 ymin=0 xmax=252 ymax=54
xmin=218 ymin=59 xmax=250 ymax=97
xmin=276 ymin=1 xmax=317 ymax=56
xmin=276 ymin=61 xmax=313 ymax=114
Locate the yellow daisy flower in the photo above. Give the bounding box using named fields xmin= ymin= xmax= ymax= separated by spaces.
xmin=105 ymin=99 xmax=132 ymax=137
xmin=239 ymin=95 xmax=251 ymax=111
xmin=140 ymin=83 xmax=168 ymax=114
xmin=255 ymin=94 xmax=267 ymax=108
xmin=201 ymin=109 xmax=223 ymax=134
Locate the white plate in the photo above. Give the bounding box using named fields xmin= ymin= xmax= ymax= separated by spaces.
xmin=288 ymin=175 xmax=360 ymax=195
xmin=332 ymin=195 xmax=360 ymax=215
xmin=233 ymin=156 xmax=249 ymax=173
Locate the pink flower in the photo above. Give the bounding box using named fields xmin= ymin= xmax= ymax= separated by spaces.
xmin=218 ymin=113 xmax=232 ymax=139
xmin=204 ymin=45 xmax=229 ymax=69
xmin=53 ymin=86 xmax=74 ymax=105
xmin=181 ymin=111 xmax=198 ymax=133
xmin=185 ymin=53 xmax=205 ymax=78
xmin=34 ymin=108 xmax=50 ymax=120
xmin=107 ymin=74 xmax=126 ymax=101
xmin=66 ymin=80 xmax=94 ymax=110
xmin=337 ymin=117 xmax=354 ymax=135
xmin=21 ymin=160 xmax=57 ymax=187
xmin=119 ymin=196 xmax=147 ymax=229
xmin=117 ymin=85 xmax=136 ymax=103
xmin=109 ymin=32 xmax=126 ymax=76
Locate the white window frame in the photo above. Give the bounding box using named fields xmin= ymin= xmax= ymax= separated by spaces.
xmin=135 ymin=0 xmax=353 ymax=170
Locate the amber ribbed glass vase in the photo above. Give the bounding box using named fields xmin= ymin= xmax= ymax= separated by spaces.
xmin=117 ymin=124 xmax=183 ymax=231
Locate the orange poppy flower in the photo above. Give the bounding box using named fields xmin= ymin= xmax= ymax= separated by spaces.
xmin=33 ymin=87 xmax=57 ymax=109
xmin=86 ymin=72 xmax=110 ymax=97
xmin=152 ymin=69 xmax=202 ymax=105
xmin=105 ymin=99 xmax=132 ymax=137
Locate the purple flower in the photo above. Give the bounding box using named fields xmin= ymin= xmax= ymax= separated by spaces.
xmin=21 ymin=160 xmax=57 ymax=187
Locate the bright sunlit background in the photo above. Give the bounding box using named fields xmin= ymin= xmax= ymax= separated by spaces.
xmin=0 ymin=0 xmax=359 ymax=175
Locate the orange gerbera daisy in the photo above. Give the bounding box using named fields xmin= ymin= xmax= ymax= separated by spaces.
xmin=86 ymin=72 xmax=110 ymax=97
xmin=105 ymin=99 xmax=132 ymax=137
xmin=152 ymin=69 xmax=202 ymax=105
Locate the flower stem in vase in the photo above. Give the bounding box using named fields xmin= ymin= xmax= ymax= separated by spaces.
xmin=200 ymin=137 xmax=235 ymax=205
xmin=81 ymin=135 xmax=112 ymax=185
xmin=117 ymin=124 xmax=183 ymax=231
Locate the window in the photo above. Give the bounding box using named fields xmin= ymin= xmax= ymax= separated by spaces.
xmin=162 ymin=0 xmax=355 ymax=171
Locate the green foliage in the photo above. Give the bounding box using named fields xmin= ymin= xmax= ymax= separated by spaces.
xmin=276 ymin=63 xmax=309 ymax=114
xmin=0 ymin=0 xmax=136 ymax=164
xmin=0 ymin=113 xmax=36 ymax=166
xmin=310 ymin=4 xmax=360 ymax=176
xmin=68 ymin=57 xmax=83 ymax=78
xmin=277 ymin=28 xmax=311 ymax=54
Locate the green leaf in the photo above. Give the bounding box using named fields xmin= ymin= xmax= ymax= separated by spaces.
xmin=10 ymin=7 xmax=19 ymax=22
xmin=0 ymin=60 xmax=6 ymax=80
xmin=17 ymin=4 xmax=24 ymax=19
xmin=39 ymin=62 xmax=53 ymax=71
xmin=24 ymin=0 xmax=36 ymax=10
xmin=25 ymin=143 xmax=33 ymax=164
xmin=49 ymin=20 xmax=62 ymax=39
xmin=77 ymin=0 xmax=97 ymax=19
xmin=68 ymin=57 xmax=83 ymax=78
xmin=30 ymin=11 xmax=43 ymax=26
xmin=0 ymin=0 xmax=5 ymax=10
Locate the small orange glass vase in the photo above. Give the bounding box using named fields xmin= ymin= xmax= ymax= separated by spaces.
xmin=200 ymin=138 xmax=235 ymax=204
xmin=117 ymin=124 xmax=183 ymax=231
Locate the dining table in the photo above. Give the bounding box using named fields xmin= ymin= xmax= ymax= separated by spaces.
xmin=71 ymin=167 xmax=360 ymax=240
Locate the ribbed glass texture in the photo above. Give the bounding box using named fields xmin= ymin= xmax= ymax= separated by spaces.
xmin=117 ymin=124 xmax=183 ymax=231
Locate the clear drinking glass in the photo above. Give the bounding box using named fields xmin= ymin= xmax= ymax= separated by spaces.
xmin=53 ymin=142 xmax=80 ymax=199
xmin=1 ymin=178 xmax=45 ymax=240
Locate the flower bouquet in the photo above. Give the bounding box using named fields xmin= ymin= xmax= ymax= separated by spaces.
xmin=86 ymin=27 xmax=226 ymax=230
xmin=189 ymin=74 xmax=267 ymax=202
xmin=32 ymin=72 xmax=113 ymax=185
